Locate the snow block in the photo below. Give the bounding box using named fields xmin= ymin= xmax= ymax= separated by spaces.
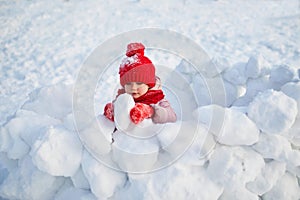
xmin=246 ymin=160 xmax=286 ymax=195
xmin=112 ymin=130 xmax=159 ymax=173
xmin=133 ymin=164 xmax=223 ymax=200
xmin=114 ymin=93 xmax=135 ymax=131
xmin=0 ymin=156 xmax=65 ymax=200
xmin=2 ymin=110 xmax=61 ymax=160
xmin=30 ymin=126 xmax=83 ymax=177
xmin=195 ymin=105 xmax=259 ymax=146
xmin=281 ymin=81 xmax=300 ymax=116
xmin=269 ymin=65 xmax=296 ymax=90
xmin=178 ymin=123 xmax=216 ymax=166
xmin=71 ymin=166 xmax=90 ymax=190
xmin=245 ymin=54 xmax=271 ymax=79
xmin=77 ymin=115 xmax=113 ymax=157
xmin=262 ymin=172 xmax=300 ymax=200
xmin=223 ymin=62 xmax=248 ymax=85
xmin=252 ymin=133 xmax=300 ymax=168
xmin=207 ymin=146 xmax=265 ymax=185
xmin=81 ymin=150 xmax=126 ymax=199
xmin=247 ymin=89 xmax=298 ymax=134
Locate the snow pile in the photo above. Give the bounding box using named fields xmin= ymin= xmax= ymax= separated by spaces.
xmin=1 ymin=53 xmax=300 ymax=200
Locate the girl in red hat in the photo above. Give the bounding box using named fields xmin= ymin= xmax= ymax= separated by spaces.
xmin=103 ymin=42 xmax=177 ymax=125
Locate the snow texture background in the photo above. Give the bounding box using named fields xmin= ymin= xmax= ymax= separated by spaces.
xmin=1 ymin=0 xmax=300 ymax=199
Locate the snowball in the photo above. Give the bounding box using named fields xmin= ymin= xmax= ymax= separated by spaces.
xmin=247 ymin=89 xmax=298 ymax=134
xmin=113 ymin=93 xmax=135 ymax=131
xmin=0 ymin=155 xmax=65 ymax=200
xmin=112 ymin=130 xmax=159 ymax=173
xmin=81 ymin=150 xmax=126 ymax=199
xmin=245 ymin=54 xmax=271 ymax=79
xmin=262 ymin=172 xmax=300 ymax=200
xmin=246 ymin=160 xmax=286 ymax=195
xmin=207 ymin=146 xmax=265 ymax=185
xmin=30 ymin=126 xmax=83 ymax=177
xmin=22 ymin=82 xmax=73 ymax=119
xmin=195 ymin=104 xmax=260 ymax=145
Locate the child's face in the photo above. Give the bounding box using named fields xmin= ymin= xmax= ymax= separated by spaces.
xmin=124 ymin=82 xmax=149 ymax=98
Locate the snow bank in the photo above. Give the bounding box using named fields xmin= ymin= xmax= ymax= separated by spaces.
xmin=1 ymin=53 xmax=300 ymax=199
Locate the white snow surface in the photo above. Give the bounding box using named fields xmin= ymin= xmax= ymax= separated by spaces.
xmin=1 ymin=0 xmax=300 ymax=200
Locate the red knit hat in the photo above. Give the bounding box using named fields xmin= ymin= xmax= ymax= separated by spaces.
xmin=119 ymin=43 xmax=156 ymax=88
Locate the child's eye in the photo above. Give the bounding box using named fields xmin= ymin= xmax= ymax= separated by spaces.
xmin=136 ymin=82 xmax=143 ymax=85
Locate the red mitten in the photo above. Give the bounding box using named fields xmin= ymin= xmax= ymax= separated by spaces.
xmin=130 ymin=103 xmax=154 ymax=124
xmin=104 ymin=102 xmax=114 ymax=121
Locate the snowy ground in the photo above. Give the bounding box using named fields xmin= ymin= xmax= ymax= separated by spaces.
xmin=1 ymin=0 xmax=300 ymax=199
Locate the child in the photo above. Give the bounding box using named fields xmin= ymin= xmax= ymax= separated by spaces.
xmin=103 ymin=42 xmax=177 ymax=125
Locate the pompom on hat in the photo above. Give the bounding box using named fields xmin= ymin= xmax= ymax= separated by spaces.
xmin=119 ymin=43 xmax=156 ymax=88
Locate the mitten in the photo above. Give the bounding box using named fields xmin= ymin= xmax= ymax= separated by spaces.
xmin=151 ymin=101 xmax=177 ymax=124
xmin=130 ymin=103 xmax=154 ymax=124
xmin=104 ymin=102 xmax=114 ymax=121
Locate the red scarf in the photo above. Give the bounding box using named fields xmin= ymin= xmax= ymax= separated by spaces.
xmin=134 ymin=90 xmax=165 ymax=105
xmin=117 ymin=89 xmax=165 ymax=105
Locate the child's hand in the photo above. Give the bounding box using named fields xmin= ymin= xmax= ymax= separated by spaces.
xmin=104 ymin=102 xmax=114 ymax=121
xmin=130 ymin=103 xmax=154 ymax=124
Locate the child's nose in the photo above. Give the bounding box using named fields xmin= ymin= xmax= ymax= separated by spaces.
xmin=131 ymin=83 xmax=138 ymax=89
